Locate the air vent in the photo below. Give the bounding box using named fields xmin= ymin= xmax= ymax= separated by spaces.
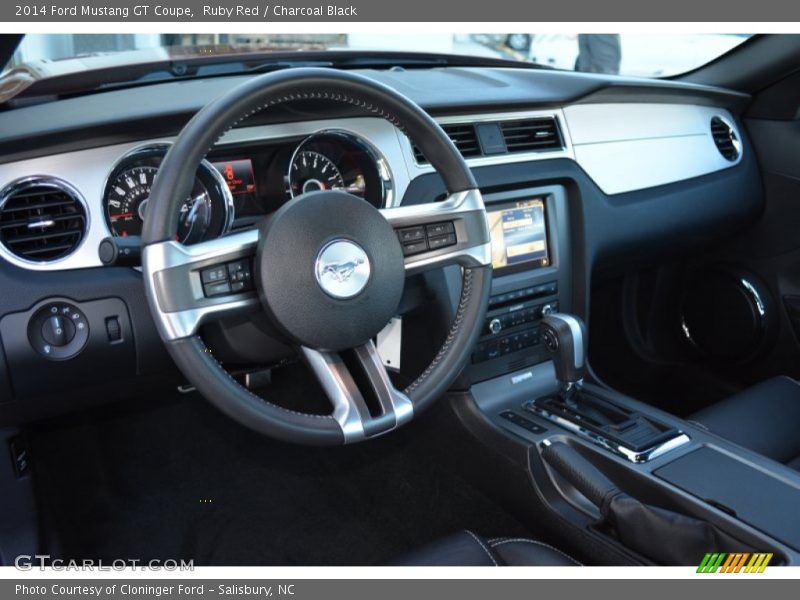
xmin=413 ymin=123 xmax=481 ymax=163
xmin=500 ymin=117 xmax=563 ymax=153
xmin=710 ymin=116 xmax=741 ymax=161
xmin=0 ymin=178 xmax=87 ymax=263
xmin=412 ymin=116 xmax=564 ymax=163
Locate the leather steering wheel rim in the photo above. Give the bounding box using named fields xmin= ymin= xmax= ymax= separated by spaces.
xmin=141 ymin=68 xmax=492 ymax=445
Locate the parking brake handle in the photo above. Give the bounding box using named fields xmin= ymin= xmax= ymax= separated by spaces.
xmin=541 ymin=440 xmax=621 ymax=510
xmin=540 ymin=440 xmax=750 ymax=565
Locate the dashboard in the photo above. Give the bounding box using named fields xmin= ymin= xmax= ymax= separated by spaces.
xmin=0 ymin=116 xmax=411 ymax=270
xmin=0 ymin=101 xmax=742 ymax=272
xmin=0 ymin=65 xmax=765 ymax=421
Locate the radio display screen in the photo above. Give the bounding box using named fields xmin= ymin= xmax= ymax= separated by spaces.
xmin=487 ymin=198 xmax=549 ymax=273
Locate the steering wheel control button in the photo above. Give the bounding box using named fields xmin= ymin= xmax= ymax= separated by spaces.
xmin=201 ymin=265 xmax=227 ymax=284
xmin=425 ymin=221 xmax=455 ymax=237
xmin=401 ymin=239 xmax=428 ymax=256
xmin=28 ymin=302 xmax=89 ymax=360
xmin=397 ymin=220 xmax=457 ymax=256
xmin=428 ymin=233 xmax=457 ymax=250
xmin=397 ymin=226 xmax=426 ymax=243
xmin=204 ymin=281 xmax=231 ymax=296
xmin=315 ymin=239 xmax=371 ymax=299
xmin=201 ymin=259 xmax=254 ymax=297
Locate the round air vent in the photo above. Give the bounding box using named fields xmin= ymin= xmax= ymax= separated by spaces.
xmin=0 ymin=177 xmax=88 ymax=263
xmin=710 ymin=116 xmax=741 ymax=161
xmin=681 ymin=268 xmax=772 ymax=364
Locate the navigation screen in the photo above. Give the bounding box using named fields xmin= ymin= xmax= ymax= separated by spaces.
xmin=488 ymin=199 xmax=549 ymax=272
xmin=212 ymin=159 xmax=257 ymax=196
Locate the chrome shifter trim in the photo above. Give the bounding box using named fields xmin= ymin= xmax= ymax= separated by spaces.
xmin=526 ymin=401 xmax=690 ymax=464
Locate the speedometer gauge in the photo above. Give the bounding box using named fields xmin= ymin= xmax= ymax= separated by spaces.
xmin=287 ymin=132 xmax=391 ymax=207
xmin=289 ymin=151 xmax=346 ymax=196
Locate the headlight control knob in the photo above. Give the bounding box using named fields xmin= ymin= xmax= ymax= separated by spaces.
xmin=41 ymin=314 xmax=76 ymax=347
xmin=28 ymin=302 xmax=89 ymax=360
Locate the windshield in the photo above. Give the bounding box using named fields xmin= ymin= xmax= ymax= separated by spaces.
xmin=3 ymin=33 xmax=752 ymax=93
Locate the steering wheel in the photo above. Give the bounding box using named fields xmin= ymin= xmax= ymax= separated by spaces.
xmin=141 ymin=68 xmax=492 ymax=445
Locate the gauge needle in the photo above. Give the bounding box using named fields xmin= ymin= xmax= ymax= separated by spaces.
xmin=110 ymin=212 xmax=135 ymax=221
xmin=184 ymin=195 xmax=205 ymax=224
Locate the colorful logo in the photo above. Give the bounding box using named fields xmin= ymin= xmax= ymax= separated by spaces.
xmin=697 ymin=553 xmax=773 ymax=573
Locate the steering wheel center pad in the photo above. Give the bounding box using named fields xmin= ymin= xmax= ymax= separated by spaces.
xmin=257 ymin=190 xmax=405 ymax=351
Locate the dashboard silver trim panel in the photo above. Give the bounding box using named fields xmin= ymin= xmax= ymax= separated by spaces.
xmin=0 ymin=104 xmax=746 ymax=271
xmin=564 ymin=103 xmax=743 ymax=195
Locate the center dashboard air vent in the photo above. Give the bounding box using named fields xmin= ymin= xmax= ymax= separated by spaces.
xmin=412 ymin=116 xmax=564 ymax=164
xmin=0 ymin=177 xmax=88 ymax=263
xmin=500 ymin=118 xmax=563 ymax=153
xmin=412 ymin=123 xmax=481 ymax=163
xmin=710 ymin=116 xmax=741 ymax=162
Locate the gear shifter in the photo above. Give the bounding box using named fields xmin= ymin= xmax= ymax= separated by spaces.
xmin=540 ymin=313 xmax=587 ymax=405
xmin=529 ymin=313 xmax=686 ymax=462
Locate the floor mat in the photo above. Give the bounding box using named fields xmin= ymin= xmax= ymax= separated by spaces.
xmin=27 ymin=390 xmax=529 ymax=566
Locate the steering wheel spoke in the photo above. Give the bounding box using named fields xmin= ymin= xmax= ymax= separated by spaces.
xmin=301 ymin=341 xmax=414 ymax=443
xmin=142 ymin=228 xmax=261 ymax=340
xmin=380 ymin=189 xmax=492 ymax=275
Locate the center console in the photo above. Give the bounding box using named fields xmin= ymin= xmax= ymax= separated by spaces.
xmin=457 ymin=315 xmax=800 ymax=565
xmin=467 ymin=184 xmax=572 ymax=383
xmin=449 ymin=184 xmax=800 ymax=566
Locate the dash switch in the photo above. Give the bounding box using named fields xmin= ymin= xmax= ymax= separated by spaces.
xmin=105 ymin=316 xmax=122 ymax=342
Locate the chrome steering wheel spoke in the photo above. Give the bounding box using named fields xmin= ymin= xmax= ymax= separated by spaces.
xmin=142 ymin=228 xmax=261 ymax=341
xmin=380 ymin=188 xmax=492 ymax=275
xmin=301 ymin=341 xmax=414 ymax=443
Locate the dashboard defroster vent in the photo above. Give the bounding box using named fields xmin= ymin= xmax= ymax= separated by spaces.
xmin=0 ymin=177 xmax=88 ymax=263
xmin=710 ymin=116 xmax=741 ymax=161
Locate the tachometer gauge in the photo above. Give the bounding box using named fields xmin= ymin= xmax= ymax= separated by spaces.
xmin=106 ymin=166 xmax=213 ymax=244
xmin=103 ymin=144 xmax=234 ymax=246
xmin=106 ymin=166 xmax=155 ymax=237
xmin=289 ymin=151 xmax=345 ymax=196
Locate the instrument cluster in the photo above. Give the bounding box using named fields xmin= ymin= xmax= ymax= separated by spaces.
xmin=102 ymin=132 xmax=393 ymax=244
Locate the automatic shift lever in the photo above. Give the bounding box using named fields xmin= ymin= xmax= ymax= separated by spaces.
xmin=530 ymin=314 xmax=685 ymax=463
xmin=540 ymin=313 xmax=587 ymax=404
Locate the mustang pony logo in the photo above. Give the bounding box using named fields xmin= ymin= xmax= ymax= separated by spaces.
xmin=321 ymin=258 xmax=366 ymax=283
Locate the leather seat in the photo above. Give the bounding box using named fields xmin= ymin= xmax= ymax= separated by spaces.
xmin=393 ymin=531 xmax=580 ymax=566
xmin=690 ymin=376 xmax=800 ymax=470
